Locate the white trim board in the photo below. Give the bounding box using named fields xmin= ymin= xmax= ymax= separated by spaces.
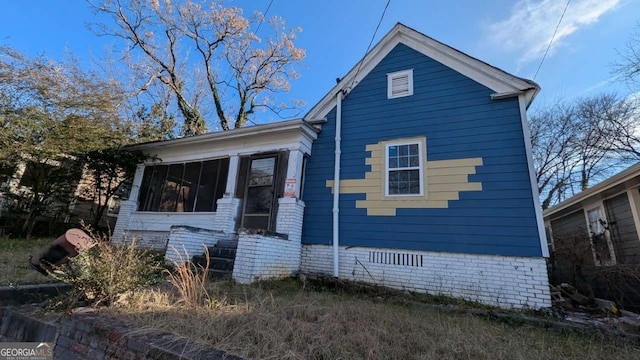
xmin=305 ymin=23 xmax=539 ymax=120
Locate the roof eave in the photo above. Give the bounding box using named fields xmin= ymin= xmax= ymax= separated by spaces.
xmin=543 ymin=162 xmax=640 ymax=218
xmin=127 ymin=119 xmax=319 ymax=151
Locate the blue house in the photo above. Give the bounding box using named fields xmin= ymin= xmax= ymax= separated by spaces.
xmin=113 ymin=23 xmax=551 ymax=309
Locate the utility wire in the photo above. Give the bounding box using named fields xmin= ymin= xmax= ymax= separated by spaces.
xmin=254 ymin=0 xmax=274 ymax=35
xmin=533 ymin=0 xmax=571 ymax=80
xmin=347 ymin=0 xmax=392 ymax=91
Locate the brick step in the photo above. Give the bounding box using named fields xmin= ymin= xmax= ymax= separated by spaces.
xmin=192 ymin=255 xmax=234 ymax=272
xmin=205 ymin=246 xmax=237 ymax=259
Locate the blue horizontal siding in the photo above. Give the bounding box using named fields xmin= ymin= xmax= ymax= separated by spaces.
xmin=302 ymin=43 xmax=542 ymax=257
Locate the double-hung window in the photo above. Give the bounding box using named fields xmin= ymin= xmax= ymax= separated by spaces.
xmin=386 ymin=142 xmax=423 ymax=196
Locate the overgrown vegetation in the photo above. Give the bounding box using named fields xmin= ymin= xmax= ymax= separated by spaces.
xmin=163 ymin=247 xmax=211 ymax=307
xmin=550 ymin=230 xmax=640 ymax=311
xmin=102 ymin=278 xmax=640 ymax=360
xmin=48 ymin=236 xmax=164 ymax=308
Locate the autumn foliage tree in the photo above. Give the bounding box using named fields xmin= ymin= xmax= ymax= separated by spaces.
xmin=90 ymin=0 xmax=306 ymax=135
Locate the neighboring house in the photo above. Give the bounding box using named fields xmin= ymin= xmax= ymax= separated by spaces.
xmin=544 ymin=163 xmax=640 ymax=266
xmin=0 ymin=159 xmax=119 ymax=234
xmin=543 ymin=163 xmax=640 ymax=298
xmin=543 ymin=163 xmax=640 ymax=307
xmin=112 ymin=23 xmax=551 ymax=309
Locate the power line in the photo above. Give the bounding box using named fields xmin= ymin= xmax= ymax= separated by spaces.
xmin=255 ymin=0 xmax=274 ymax=35
xmin=347 ymin=0 xmax=392 ymax=91
xmin=534 ymin=0 xmax=571 ymax=80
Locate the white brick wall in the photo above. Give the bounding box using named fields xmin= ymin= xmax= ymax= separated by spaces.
xmin=165 ymin=226 xmax=226 ymax=264
xmin=301 ymin=245 xmax=551 ymax=309
xmin=113 ymin=230 xmax=170 ymax=251
xmin=111 ymin=200 xmax=136 ymax=243
xmin=233 ymin=233 xmax=301 ymax=284
xmin=275 ymin=198 xmax=305 ymax=242
xmin=214 ymin=197 xmax=242 ymax=233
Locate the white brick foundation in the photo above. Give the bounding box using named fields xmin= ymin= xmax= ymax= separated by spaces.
xmin=165 ymin=226 xmax=226 ymax=264
xmin=113 ymin=230 xmax=170 ymax=252
xmin=233 ymin=232 xmax=301 ymax=284
xmin=275 ymin=198 xmax=305 ymax=242
xmin=301 ymin=245 xmax=551 ymax=309
xmin=214 ymin=197 xmax=242 ymax=233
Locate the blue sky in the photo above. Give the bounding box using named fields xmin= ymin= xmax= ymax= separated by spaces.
xmin=1 ymin=0 xmax=639 ymax=117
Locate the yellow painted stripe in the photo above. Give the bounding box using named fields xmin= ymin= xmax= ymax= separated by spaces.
xmin=430 ymin=182 xmax=482 ymax=192
xmin=357 ymin=200 xmax=449 ymax=209
xmin=428 ymin=174 xmax=473 ymax=184
xmin=429 ymin=166 xmax=478 ymax=176
xmin=367 ymin=208 xmax=397 ymax=216
xmin=427 ymin=158 xmax=483 ymax=168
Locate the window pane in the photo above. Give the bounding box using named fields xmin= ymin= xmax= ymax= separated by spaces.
xmin=409 ymin=154 xmax=420 ymax=167
xmin=409 ymin=143 xmax=419 ymax=155
xmin=587 ymin=208 xmax=605 ymax=235
xmin=180 ymin=162 xmax=202 ymax=212
xmin=245 ymin=186 xmax=273 ymax=214
xmin=147 ymin=165 xmax=168 ymax=211
xmin=213 ymin=158 xmax=230 ymax=211
xmin=389 ymin=157 xmax=398 ymax=168
xmin=249 ymin=158 xmax=275 ymax=186
xmin=399 ymin=156 xmax=408 ymax=167
xmin=195 ymin=160 xmax=221 ymax=212
xmin=137 ymin=166 xmax=154 ymax=211
xmin=399 ymin=145 xmax=408 ymax=156
xmin=388 ymin=146 xmax=398 ymax=157
xmin=159 ymin=164 xmax=184 ymax=212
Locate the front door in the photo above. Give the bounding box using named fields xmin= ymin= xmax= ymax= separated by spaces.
xmin=240 ymin=155 xmax=279 ymax=231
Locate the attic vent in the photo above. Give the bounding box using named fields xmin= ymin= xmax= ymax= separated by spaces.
xmin=387 ymin=69 xmax=413 ymax=99
xmin=369 ymin=251 xmax=423 ymax=267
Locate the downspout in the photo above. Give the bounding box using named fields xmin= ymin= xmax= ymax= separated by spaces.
xmin=332 ymin=90 xmax=343 ymax=277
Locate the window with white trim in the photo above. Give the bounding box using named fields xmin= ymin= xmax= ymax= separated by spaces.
xmin=387 ymin=69 xmax=413 ymax=99
xmin=386 ymin=142 xmax=423 ymax=196
xmin=585 ymin=206 xmax=616 ymax=266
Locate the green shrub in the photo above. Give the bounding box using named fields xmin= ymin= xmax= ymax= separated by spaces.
xmin=50 ymin=236 xmax=164 ymax=307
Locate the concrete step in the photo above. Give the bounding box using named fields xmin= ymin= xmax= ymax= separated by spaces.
xmin=206 ymin=246 xmax=236 ymax=259
xmin=192 ymin=255 xmax=234 ymax=272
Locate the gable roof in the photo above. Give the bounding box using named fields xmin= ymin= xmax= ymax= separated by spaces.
xmin=305 ymin=23 xmax=540 ymax=120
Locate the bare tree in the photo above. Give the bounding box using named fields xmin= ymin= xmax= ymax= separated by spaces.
xmin=529 ymin=103 xmax=577 ymax=209
xmin=90 ymin=0 xmax=305 ymax=135
xmin=615 ymin=23 xmax=640 ymax=91
xmin=530 ymin=93 xmax=636 ymax=209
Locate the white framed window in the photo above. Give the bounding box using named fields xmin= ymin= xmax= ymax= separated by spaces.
xmin=385 ymin=141 xmax=423 ymax=196
xmin=585 ymin=205 xmax=617 ymax=266
xmin=387 ymin=69 xmax=413 ymax=99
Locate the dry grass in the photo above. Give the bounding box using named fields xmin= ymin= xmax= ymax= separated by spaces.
xmin=164 ymin=246 xmax=210 ymax=307
xmin=103 ymin=279 xmax=640 ymax=360
xmin=0 ymin=237 xmax=56 ymax=286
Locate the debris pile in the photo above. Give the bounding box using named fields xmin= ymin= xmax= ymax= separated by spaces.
xmin=551 ymin=283 xmax=640 ymax=336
